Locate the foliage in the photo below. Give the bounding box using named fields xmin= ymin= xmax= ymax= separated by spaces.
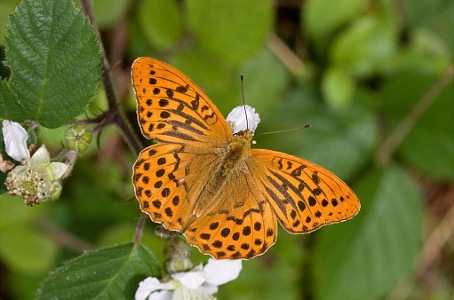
xmin=0 ymin=0 xmax=452 ymax=299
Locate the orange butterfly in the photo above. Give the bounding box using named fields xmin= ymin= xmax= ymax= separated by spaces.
xmin=131 ymin=57 xmax=360 ymax=259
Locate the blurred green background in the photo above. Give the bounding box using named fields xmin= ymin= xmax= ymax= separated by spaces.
xmin=0 ymin=0 xmax=453 ymax=299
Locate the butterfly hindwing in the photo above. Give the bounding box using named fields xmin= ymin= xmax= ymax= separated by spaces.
xmin=183 ymin=169 xmax=278 ymax=259
xmin=250 ymin=149 xmax=360 ymax=234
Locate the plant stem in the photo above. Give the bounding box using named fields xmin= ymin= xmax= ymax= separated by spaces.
xmin=80 ymin=0 xmax=146 ymax=244
xmin=80 ymin=0 xmax=143 ymax=156
xmin=134 ymin=212 xmax=148 ymax=245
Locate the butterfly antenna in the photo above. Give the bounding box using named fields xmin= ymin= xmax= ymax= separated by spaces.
xmin=240 ymin=74 xmax=249 ymax=131
xmin=257 ymin=124 xmax=311 ymax=136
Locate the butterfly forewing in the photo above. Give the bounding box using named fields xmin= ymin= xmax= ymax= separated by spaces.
xmin=133 ymin=143 xmax=222 ymax=231
xmin=250 ymin=149 xmax=360 ymax=234
xmin=132 ymin=57 xmax=231 ymax=145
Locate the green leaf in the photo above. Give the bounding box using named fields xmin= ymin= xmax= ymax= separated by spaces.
xmin=0 ymin=79 xmax=24 ymax=121
xmin=313 ymin=166 xmax=423 ymax=300
xmin=1 ymin=0 xmax=101 ymax=128
xmin=0 ymin=0 xmax=19 ymax=44
xmin=321 ymin=66 xmax=355 ymax=108
xmin=92 ymin=0 xmax=128 ymax=29
xmin=0 ymin=224 xmax=58 ymax=274
xmin=304 ymin=0 xmax=366 ymax=41
xmin=186 ymin=0 xmax=273 ymax=65
xmin=0 ymin=194 xmax=57 ymax=274
xmin=169 ymin=49 xmax=236 ymax=115
xmin=36 ymin=243 xmax=161 ymax=300
xmin=404 ymin=0 xmax=454 ymax=50
xmin=331 ymin=13 xmax=398 ymax=77
xmin=138 ymin=0 xmax=182 ymax=50
xmin=389 ymin=28 xmax=451 ymax=75
xmin=239 ymin=47 xmax=289 ymax=113
xmin=0 ymin=194 xmax=34 ymax=229
xmin=382 ymin=73 xmax=454 ymax=180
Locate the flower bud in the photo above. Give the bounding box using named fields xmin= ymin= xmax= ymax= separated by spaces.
xmin=65 ymin=125 xmax=92 ymax=154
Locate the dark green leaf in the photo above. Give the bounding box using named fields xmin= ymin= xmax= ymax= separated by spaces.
xmin=313 ymin=166 xmax=423 ymax=300
xmin=2 ymin=0 xmax=101 ymax=128
xmin=404 ymin=0 xmax=454 ymax=49
xmin=0 ymin=79 xmax=24 ymax=121
xmin=36 ymin=243 xmax=161 ymax=300
xmin=382 ymin=73 xmax=454 ymax=180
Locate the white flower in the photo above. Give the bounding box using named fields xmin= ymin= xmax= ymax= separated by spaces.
xmin=2 ymin=120 xmax=30 ymax=161
xmin=226 ymin=105 xmax=261 ymax=134
xmin=136 ymin=259 xmax=242 ymax=300
xmin=6 ymin=145 xmax=69 ymax=206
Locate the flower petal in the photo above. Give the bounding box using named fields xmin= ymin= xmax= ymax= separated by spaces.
xmin=203 ymin=259 xmax=242 ymax=286
xmin=30 ymin=145 xmax=50 ymax=166
xmin=2 ymin=120 xmax=30 ymax=161
xmin=148 ymin=290 xmax=172 ymax=300
xmin=172 ymin=285 xmax=214 ymax=300
xmin=48 ymin=162 xmax=69 ymax=180
xmin=135 ymin=277 xmax=174 ymax=300
xmin=172 ymin=270 xmax=205 ymax=289
xmin=226 ymin=105 xmax=261 ymax=134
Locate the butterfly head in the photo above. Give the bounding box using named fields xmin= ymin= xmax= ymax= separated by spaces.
xmin=233 ymin=129 xmax=254 ymax=143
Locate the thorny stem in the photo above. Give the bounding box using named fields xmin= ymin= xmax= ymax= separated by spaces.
xmin=376 ymin=64 xmax=454 ymax=165
xmin=80 ymin=0 xmax=146 ymax=243
xmin=80 ymin=0 xmax=142 ymax=155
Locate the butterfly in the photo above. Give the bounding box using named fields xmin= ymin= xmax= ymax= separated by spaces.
xmin=131 ymin=57 xmax=360 ymax=260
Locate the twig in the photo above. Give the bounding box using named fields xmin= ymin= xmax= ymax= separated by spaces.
xmin=387 ymin=203 xmax=454 ymax=300
xmin=134 ymin=212 xmax=148 ymax=244
xmin=80 ymin=0 xmax=143 ymax=156
xmin=80 ymin=0 xmax=147 ymax=244
xmin=35 ymin=216 xmax=94 ymax=252
xmin=418 ymin=204 xmax=454 ymax=275
xmin=376 ymin=65 xmax=454 ymax=165
xmin=267 ymin=32 xmax=305 ymax=76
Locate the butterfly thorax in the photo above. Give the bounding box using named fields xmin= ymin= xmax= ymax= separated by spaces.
xmin=190 ymin=130 xmax=253 ymax=218
xmin=218 ymin=130 xmax=253 ymax=176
